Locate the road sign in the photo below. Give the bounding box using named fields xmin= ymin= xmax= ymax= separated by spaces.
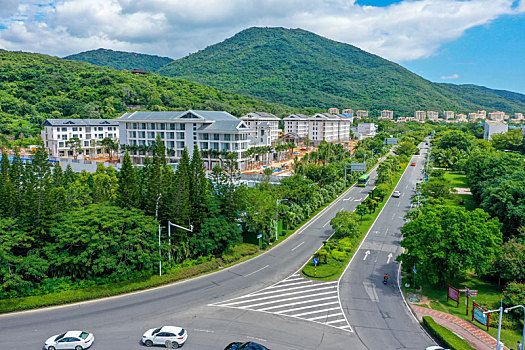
xmin=257 ymin=234 xmax=262 ymax=239
xmin=467 ymin=290 xmax=478 ymax=297
xmin=351 ymin=162 xmax=367 ymax=172
xmin=313 ymin=258 xmax=319 ymax=265
xmin=447 ymin=285 xmax=460 ymax=307
xmin=386 ymin=137 xmax=398 ymax=145
xmin=413 ymin=266 xmax=417 ymax=274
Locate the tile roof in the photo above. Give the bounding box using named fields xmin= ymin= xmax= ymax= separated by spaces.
xmin=43 ymin=119 xmax=118 ymax=126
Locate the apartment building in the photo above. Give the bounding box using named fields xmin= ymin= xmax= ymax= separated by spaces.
xmin=118 ymin=110 xmax=252 ymax=170
xmin=427 ymin=111 xmax=439 ymax=121
xmin=328 ymin=108 xmax=340 ymax=114
xmin=240 ymin=112 xmax=280 ymax=147
xmin=42 ymin=119 xmax=119 ymax=158
xmin=283 ymin=114 xmax=309 ymax=138
xmin=308 ymin=113 xmax=351 ymax=145
xmin=443 ymin=111 xmax=455 ymax=120
xmin=514 ymin=113 xmax=524 ymax=120
xmin=414 ymin=111 xmax=426 ymax=121
xmin=380 ymin=110 xmax=394 ymax=119
xmin=352 ymin=123 xmax=378 ymax=140
xmin=489 ymin=111 xmax=506 ymax=121
xmin=342 ymin=109 xmax=354 ymax=116
xmin=356 ymin=110 xmax=369 ymax=118
xmin=483 ymin=121 xmax=508 ymax=141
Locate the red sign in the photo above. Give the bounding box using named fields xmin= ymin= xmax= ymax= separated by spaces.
xmin=447 ymin=285 xmax=460 ymax=307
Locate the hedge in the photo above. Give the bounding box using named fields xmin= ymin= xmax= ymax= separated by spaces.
xmin=422 ymin=316 xmax=475 ymax=350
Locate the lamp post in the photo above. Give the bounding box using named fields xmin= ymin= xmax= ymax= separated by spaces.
xmin=505 ymin=304 xmax=525 ymax=350
xmin=484 ymin=301 xmax=504 ymax=350
xmin=155 ymin=193 xmax=162 ymax=277
xmin=275 ymin=199 xmax=288 ymax=241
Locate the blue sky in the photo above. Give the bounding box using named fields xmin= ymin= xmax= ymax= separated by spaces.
xmin=0 ymin=0 xmax=524 ymax=94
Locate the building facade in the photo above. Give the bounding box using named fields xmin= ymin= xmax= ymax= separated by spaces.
xmin=427 ymin=111 xmax=439 ymax=121
xmin=414 ymin=111 xmax=426 ymax=121
xmin=42 ymin=119 xmax=119 ymax=159
xmin=240 ymin=112 xmax=280 ymax=147
xmin=443 ymin=111 xmax=455 ymax=120
xmin=283 ymin=114 xmax=309 ymax=138
xmin=380 ymin=110 xmax=394 ymax=119
xmin=489 ymin=111 xmax=506 ymax=121
xmin=308 ymin=113 xmax=352 ymax=145
xmin=483 ymin=121 xmax=508 ymax=141
xmin=352 ymin=123 xmax=377 ymax=140
xmin=356 ymin=110 xmax=369 ymax=118
xmin=342 ymin=109 xmax=354 ymax=116
xmin=118 ymin=110 xmax=252 ymax=170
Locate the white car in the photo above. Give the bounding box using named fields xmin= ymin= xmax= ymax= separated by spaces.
xmin=142 ymin=326 xmax=188 ymax=348
xmin=44 ymin=330 xmax=94 ymax=350
xmin=425 ymin=346 xmax=449 ymax=350
xmin=392 ymin=190 xmax=401 ymax=198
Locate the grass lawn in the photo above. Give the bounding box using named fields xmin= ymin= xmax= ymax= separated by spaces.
xmin=302 ymin=162 xmax=409 ymax=281
xmin=449 ymin=194 xmax=478 ymax=211
xmin=443 ymin=170 xmax=469 ymax=188
xmin=403 ymin=273 xmax=523 ymax=347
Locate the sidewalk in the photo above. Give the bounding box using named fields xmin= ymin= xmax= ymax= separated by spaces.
xmin=411 ymin=305 xmax=509 ymax=350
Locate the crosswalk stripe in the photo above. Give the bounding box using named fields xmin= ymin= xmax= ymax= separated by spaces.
xmin=265 ymin=280 xmax=314 ymax=289
xmin=237 ymin=281 xmax=336 ymax=297
xmin=221 ymin=286 xmax=337 ymax=306
xmin=235 ymin=291 xmax=338 ymax=309
xmin=291 ymin=307 xmax=341 ymax=317
xmin=326 ymin=319 xmax=347 ymax=325
xmin=274 ymin=301 xmax=339 ymax=314
xmin=259 ymin=296 xmax=338 ymax=312
xmin=306 ymin=312 xmax=344 ymax=321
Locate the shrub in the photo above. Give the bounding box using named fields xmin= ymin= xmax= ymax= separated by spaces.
xmin=422 ymin=316 xmax=475 ymax=350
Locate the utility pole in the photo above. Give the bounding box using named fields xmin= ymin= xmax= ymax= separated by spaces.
xmin=484 ymin=301 xmax=504 ymax=350
xmin=155 ymin=193 xmax=162 ymax=276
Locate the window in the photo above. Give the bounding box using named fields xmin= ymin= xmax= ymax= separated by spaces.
xmin=169 ymin=123 xmax=176 ymax=130
xmin=200 ymin=142 xmax=208 ymax=149
xmin=59 ymin=142 xmax=64 ymax=147
xmin=212 ymin=142 xmax=219 ymax=150
xmin=72 ymin=127 xmax=78 ymax=131
xmin=149 ymin=123 xmax=156 ymax=130
xmin=224 ymin=134 xmax=230 ymax=141
xmin=132 ymin=123 xmax=137 ymax=129
xmin=98 ymin=134 xmax=103 ymax=139
xmin=177 ymin=141 xmax=185 ymax=148
xmin=168 ymin=141 xmax=175 ymax=148
xmin=73 ymin=134 xmax=78 ymax=138
xmin=167 ymin=132 xmax=174 ymax=139
xmin=213 ymin=134 xmax=220 ymax=140
xmin=159 ymin=123 xmax=166 ymax=130
xmin=62 ymin=127 xmax=67 ymax=131
xmin=84 ymin=141 xmax=89 ymax=147
xmin=158 ymin=132 xmax=165 ymax=139
xmin=222 ymin=143 xmax=230 ymax=151
xmin=140 ymin=123 xmax=146 ymax=129
xmin=234 ymin=134 xmax=239 ymax=141
xmin=148 ymin=132 xmax=155 ymax=139
xmin=79 ymin=127 xmax=82 ymax=131
xmin=177 ymin=132 xmax=184 ymax=139
xmin=201 ymin=133 xmax=209 ymax=140
xmin=62 ymin=135 xmax=67 ymax=140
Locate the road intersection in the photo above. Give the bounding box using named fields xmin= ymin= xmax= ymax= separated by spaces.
xmin=0 ymin=146 xmax=435 ymax=349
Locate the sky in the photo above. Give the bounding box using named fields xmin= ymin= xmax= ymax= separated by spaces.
xmin=0 ymin=0 xmax=524 ymax=94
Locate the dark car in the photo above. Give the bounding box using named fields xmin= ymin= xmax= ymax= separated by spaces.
xmin=224 ymin=342 xmax=270 ymax=350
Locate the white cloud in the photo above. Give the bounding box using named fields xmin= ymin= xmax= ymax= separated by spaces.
xmin=441 ymin=73 xmax=459 ymax=80
xmin=0 ymin=0 xmax=524 ymax=62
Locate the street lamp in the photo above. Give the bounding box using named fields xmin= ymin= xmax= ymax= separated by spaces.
xmin=275 ymin=199 xmax=288 ymax=241
xmin=505 ymin=305 xmax=525 ymax=350
xmin=155 ymin=193 xmax=162 ymax=277
xmin=484 ymin=301 xmax=504 ymax=350
xmin=167 ymin=221 xmax=193 ymax=261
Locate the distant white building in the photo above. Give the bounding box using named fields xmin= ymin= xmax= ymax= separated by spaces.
xmin=118 ymin=110 xmax=252 ymax=170
xmin=427 ymin=111 xmax=439 ymax=121
xmin=380 ymin=110 xmax=394 ymax=119
xmin=342 ymin=109 xmax=354 ymax=116
xmin=483 ymin=120 xmax=508 ymax=141
xmin=308 ymin=113 xmax=352 ymax=145
xmin=414 ymin=111 xmax=426 ymax=121
xmin=328 ymin=108 xmax=340 ymax=114
xmin=443 ymin=111 xmax=455 ymax=120
xmin=489 ymin=111 xmax=506 ymax=121
xmin=240 ymin=112 xmax=280 ymax=147
xmin=283 ymin=114 xmax=309 ymax=138
xmin=42 ymin=119 xmax=119 ymax=159
xmin=352 ymin=123 xmax=377 ymax=140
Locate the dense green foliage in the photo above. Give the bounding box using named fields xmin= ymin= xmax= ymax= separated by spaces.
xmin=422 ymin=316 xmax=476 ymax=350
xmin=0 ymin=49 xmax=293 ymax=138
xmin=65 ymin=48 xmax=173 ymax=72
xmin=159 ymin=27 xmax=525 ymax=115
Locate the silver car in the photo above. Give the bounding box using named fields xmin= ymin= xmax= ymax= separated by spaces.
xmin=44 ymin=330 xmax=94 ymax=350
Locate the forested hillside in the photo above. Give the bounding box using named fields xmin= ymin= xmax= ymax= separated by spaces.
xmin=0 ymin=50 xmax=294 ymax=138
xmin=64 ymin=48 xmax=173 ymax=72
xmin=158 ymin=27 xmax=525 ymax=115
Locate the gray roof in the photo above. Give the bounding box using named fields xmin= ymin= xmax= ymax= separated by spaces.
xmin=284 ymin=114 xmax=309 ymax=120
xmin=43 ymin=119 xmax=118 ymax=126
xmin=311 ymin=113 xmax=339 ymax=120
xmin=241 ymin=112 xmax=280 ymax=120
xmin=199 ymin=120 xmax=252 ymax=132
xmin=118 ymin=110 xmax=238 ymax=122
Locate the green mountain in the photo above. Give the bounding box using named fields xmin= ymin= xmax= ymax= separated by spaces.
xmin=0 ymin=50 xmax=293 ymax=138
xmin=158 ymin=27 xmax=525 ymax=116
xmin=64 ymin=48 xmax=174 ymax=72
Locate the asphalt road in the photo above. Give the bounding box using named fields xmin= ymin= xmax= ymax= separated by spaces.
xmin=0 ymin=148 xmax=433 ymax=350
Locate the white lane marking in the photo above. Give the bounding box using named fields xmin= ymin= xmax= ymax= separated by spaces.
xmin=244 ymin=265 xmax=269 ymax=277
xmin=235 ymin=291 xmax=338 ymax=309
xmin=323 ymin=221 xmax=331 ymax=228
xmin=363 ymin=282 xmax=379 ymax=302
xmin=192 ymin=329 xmax=215 ymax=333
xmin=259 ymin=295 xmax=338 ymax=311
xmin=234 ymin=282 xmax=336 ymax=298
xmin=326 ymin=319 xmax=347 ymax=325
xmin=387 ymin=253 xmax=393 ymax=264
xmin=274 ymin=301 xmax=339 ymax=314
xmin=397 ymin=201 xmax=401 ymax=207
xmin=363 ymin=250 xmax=370 ymax=261
xmin=307 ymin=312 xmax=344 ymax=321
xmin=292 ymin=307 xmax=341 ymax=318
xmin=343 ymin=197 xmax=352 ymax=201
xmin=291 ymin=242 xmax=305 ymax=251
xmin=266 ymin=280 xmax=313 ymax=289
xmin=247 ymin=336 xmax=267 ymax=342
xmin=354 ymin=199 xmax=361 ymax=202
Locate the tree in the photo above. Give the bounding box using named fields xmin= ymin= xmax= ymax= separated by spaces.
xmin=495 ymin=237 xmax=525 ymax=282
xmin=66 ymin=137 xmax=82 ymax=160
xmin=355 ymin=204 xmax=368 ymax=223
xmin=420 ymin=177 xmax=455 ymax=200
xmin=330 ymin=211 xmax=359 ymax=238
xmin=490 ymin=129 xmax=524 ymax=154
xmin=97 ymin=137 xmax=119 ymax=161
xmin=398 ymin=206 xmax=502 ymax=285
xmin=394 ymin=141 xmax=417 ymax=159
xmin=0 ymin=150 xmax=12 ymax=218
xmin=117 ymin=151 xmax=139 ymax=208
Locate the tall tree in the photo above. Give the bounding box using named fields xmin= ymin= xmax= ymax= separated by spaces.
xmin=189 ymin=144 xmax=209 ymax=232
xmin=117 ymin=151 xmax=139 ymax=208
xmin=0 ymin=150 xmax=12 ymax=218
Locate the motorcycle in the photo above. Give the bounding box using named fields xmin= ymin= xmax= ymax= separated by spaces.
xmin=383 ymin=276 xmax=389 ymax=285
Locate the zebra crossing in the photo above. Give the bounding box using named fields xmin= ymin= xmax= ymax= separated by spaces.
xmin=209 ymin=273 xmax=352 ymax=332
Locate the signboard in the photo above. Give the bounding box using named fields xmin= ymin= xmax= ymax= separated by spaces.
xmin=313 ymin=258 xmax=319 ymax=265
xmin=351 ymin=162 xmax=367 ymax=172
xmin=472 ymin=302 xmax=490 ymax=331
xmin=386 ymin=138 xmax=398 ymax=145
xmin=256 ymin=234 xmax=262 ymax=239
xmin=467 ymin=290 xmax=478 ymax=298
xmin=447 ymin=285 xmax=460 ymax=307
